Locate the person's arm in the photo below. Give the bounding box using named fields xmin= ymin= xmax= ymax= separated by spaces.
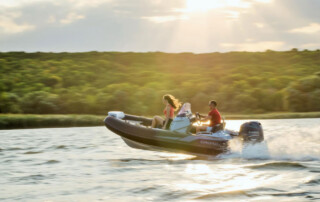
xmin=162 ymin=106 xmax=171 ymax=129
xmin=201 ymin=115 xmax=212 ymax=122
xmin=197 ymin=113 xmax=211 ymax=122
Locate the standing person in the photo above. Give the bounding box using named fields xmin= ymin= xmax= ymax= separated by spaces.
xmin=151 ymin=94 xmax=181 ymax=130
xmin=196 ymin=100 xmax=221 ymax=133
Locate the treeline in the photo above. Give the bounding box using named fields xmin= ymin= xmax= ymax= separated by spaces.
xmin=0 ymin=49 xmax=319 ymax=115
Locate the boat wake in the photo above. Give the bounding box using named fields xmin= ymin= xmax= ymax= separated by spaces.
xmin=221 ymin=123 xmax=320 ymax=161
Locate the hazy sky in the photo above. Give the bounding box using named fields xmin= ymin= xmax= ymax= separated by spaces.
xmin=0 ymin=0 xmax=319 ymax=52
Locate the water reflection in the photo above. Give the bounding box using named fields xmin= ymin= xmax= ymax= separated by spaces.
xmin=178 ymin=163 xmax=264 ymax=192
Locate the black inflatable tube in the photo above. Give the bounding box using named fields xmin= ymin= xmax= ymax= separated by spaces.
xmin=123 ymin=114 xmax=153 ymax=126
xmin=104 ymin=116 xmax=227 ymax=155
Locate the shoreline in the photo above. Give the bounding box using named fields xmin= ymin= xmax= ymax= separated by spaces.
xmin=223 ymin=111 xmax=320 ymax=120
xmin=0 ymin=114 xmax=106 ymax=130
xmin=1 ymin=112 xmax=319 ymax=129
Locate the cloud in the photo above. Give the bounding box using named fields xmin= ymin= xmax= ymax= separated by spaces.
xmin=0 ymin=0 xmax=319 ymax=52
xmin=289 ymin=23 xmax=320 ymax=34
xmin=182 ymin=0 xmax=250 ymax=12
xmin=0 ymin=0 xmax=112 ymax=8
xmin=60 ymin=12 xmax=85 ymax=24
xmin=223 ymin=11 xmax=240 ymax=19
xmin=220 ymin=41 xmax=285 ymax=51
xmin=63 ymin=0 xmax=113 ymax=9
xmin=300 ymin=43 xmax=320 ymax=50
xmin=252 ymin=0 xmax=273 ymax=3
xmin=181 ymin=0 xmax=273 ymax=13
xmin=0 ymin=12 xmax=35 ymax=34
xmin=254 ymin=23 xmax=264 ymax=28
xmin=0 ymin=0 xmax=52 ymax=7
xmin=141 ymin=15 xmax=188 ymax=23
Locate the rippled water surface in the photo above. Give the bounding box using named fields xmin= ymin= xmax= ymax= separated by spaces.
xmin=1 ymin=119 xmax=320 ymax=201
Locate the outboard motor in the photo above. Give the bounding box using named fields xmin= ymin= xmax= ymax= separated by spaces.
xmin=239 ymin=121 xmax=264 ymax=143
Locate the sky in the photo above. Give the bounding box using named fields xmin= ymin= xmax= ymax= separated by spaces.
xmin=0 ymin=0 xmax=319 ymax=53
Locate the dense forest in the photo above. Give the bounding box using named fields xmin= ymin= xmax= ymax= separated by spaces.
xmin=0 ymin=50 xmax=319 ymax=115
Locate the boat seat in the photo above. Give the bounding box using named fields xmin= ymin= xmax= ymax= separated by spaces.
xmin=211 ymin=123 xmax=224 ymax=133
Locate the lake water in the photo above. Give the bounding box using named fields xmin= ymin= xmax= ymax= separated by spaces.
xmin=1 ymin=118 xmax=319 ymax=201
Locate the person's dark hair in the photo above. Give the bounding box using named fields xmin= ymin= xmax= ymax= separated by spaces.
xmin=163 ymin=94 xmax=181 ymax=111
xmin=209 ymin=100 xmax=217 ymax=107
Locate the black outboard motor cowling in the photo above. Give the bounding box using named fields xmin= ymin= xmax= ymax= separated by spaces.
xmin=239 ymin=121 xmax=264 ymax=143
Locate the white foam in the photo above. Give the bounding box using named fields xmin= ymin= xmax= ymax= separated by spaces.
xmin=266 ymin=125 xmax=320 ymax=161
xmin=225 ymin=119 xmax=320 ymax=161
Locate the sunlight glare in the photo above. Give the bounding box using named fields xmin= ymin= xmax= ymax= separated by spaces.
xmin=224 ymin=120 xmax=245 ymax=131
xmin=192 ymin=120 xmax=244 ymax=131
xmin=185 ymin=164 xmax=213 ymax=175
xmin=193 ymin=120 xmax=210 ymax=127
xmin=159 ymin=152 xmax=194 ymax=160
xmin=177 ymin=164 xmax=267 ymax=192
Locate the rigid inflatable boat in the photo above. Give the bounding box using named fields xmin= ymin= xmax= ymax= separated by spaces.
xmin=104 ymin=104 xmax=264 ymax=156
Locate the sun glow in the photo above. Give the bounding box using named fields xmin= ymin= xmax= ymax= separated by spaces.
xmin=184 ymin=0 xmax=250 ymax=12
xmin=183 ymin=0 xmax=273 ymax=13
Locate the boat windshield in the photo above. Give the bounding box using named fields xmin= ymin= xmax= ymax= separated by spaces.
xmin=177 ymin=103 xmax=192 ymax=116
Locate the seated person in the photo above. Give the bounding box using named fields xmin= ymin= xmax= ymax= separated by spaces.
xmin=151 ymin=94 xmax=181 ymax=130
xmin=196 ymin=100 xmax=221 ymax=133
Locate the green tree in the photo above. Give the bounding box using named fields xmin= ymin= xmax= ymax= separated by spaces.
xmin=20 ymin=91 xmax=59 ymax=114
xmin=0 ymin=92 xmax=21 ymax=113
